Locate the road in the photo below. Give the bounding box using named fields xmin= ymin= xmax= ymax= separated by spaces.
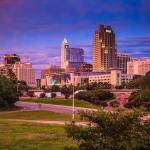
xmin=15 ymin=101 xmax=97 ymax=114
xmin=15 ymin=101 xmax=150 ymax=121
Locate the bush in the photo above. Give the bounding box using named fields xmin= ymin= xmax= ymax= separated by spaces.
xmin=65 ymin=110 xmax=150 ymax=150
xmin=40 ymin=93 xmax=46 ymax=98
xmin=28 ymin=91 xmax=34 ymax=97
xmin=0 ymin=96 xmax=3 ymax=106
xmin=75 ymin=90 xmax=114 ymax=105
xmin=99 ymin=101 xmax=108 ymax=107
xmin=125 ymin=89 xmax=150 ymax=111
xmin=51 ymin=92 xmax=56 ymax=98
xmin=110 ymin=100 xmax=120 ymax=108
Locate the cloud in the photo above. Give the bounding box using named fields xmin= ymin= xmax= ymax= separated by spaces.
xmin=117 ymin=37 xmax=150 ymax=57
xmin=0 ymin=0 xmax=20 ymax=5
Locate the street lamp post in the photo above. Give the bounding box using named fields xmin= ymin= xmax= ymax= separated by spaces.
xmin=72 ymin=76 xmax=75 ymax=120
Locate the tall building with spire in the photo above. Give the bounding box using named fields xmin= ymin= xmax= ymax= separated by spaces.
xmin=92 ymin=25 xmax=117 ymax=72
xmin=61 ymin=37 xmax=84 ymax=71
xmin=61 ymin=37 xmax=69 ymax=69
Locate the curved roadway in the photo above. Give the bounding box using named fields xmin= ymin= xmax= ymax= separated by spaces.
xmin=15 ymin=101 xmax=97 ymax=114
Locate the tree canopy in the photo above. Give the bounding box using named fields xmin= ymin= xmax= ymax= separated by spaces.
xmin=0 ymin=75 xmax=18 ymax=107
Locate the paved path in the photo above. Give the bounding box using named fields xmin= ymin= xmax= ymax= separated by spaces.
xmin=15 ymin=101 xmax=97 ymax=114
xmin=4 ymin=119 xmax=91 ymax=126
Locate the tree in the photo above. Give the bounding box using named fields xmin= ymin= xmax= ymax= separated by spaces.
xmin=126 ymin=71 xmax=150 ymax=89
xmin=7 ymin=69 xmax=17 ymax=84
xmin=51 ymin=85 xmax=60 ymax=92
xmin=141 ymin=71 xmax=150 ymax=89
xmin=0 ymin=75 xmax=18 ymax=107
xmin=125 ymin=89 xmax=150 ymax=111
xmin=86 ymin=82 xmax=111 ymax=90
xmin=65 ymin=110 xmax=150 ymax=150
xmin=17 ymin=80 xmax=29 ymax=96
xmin=61 ymin=85 xmax=72 ymax=99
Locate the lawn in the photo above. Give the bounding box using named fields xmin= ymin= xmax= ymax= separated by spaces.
xmin=21 ymin=98 xmax=99 ymax=109
xmin=0 ymin=120 xmax=77 ymax=150
xmin=0 ymin=105 xmax=22 ymax=112
xmin=0 ymin=110 xmax=81 ymax=121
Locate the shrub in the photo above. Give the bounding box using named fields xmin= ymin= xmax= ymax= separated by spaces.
xmin=110 ymin=100 xmax=120 ymax=108
xmin=99 ymin=101 xmax=108 ymax=107
xmin=65 ymin=110 xmax=150 ymax=150
xmin=0 ymin=96 xmax=4 ymax=107
xmin=75 ymin=90 xmax=114 ymax=105
xmin=28 ymin=91 xmax=34 ymax=97
xmin=40 ymin=93 xmax=45 ymax=98
xmin=51 ymin=92 xmax=56 ymax=98
xmin=61 ymin=85 xmax=72 ymax=99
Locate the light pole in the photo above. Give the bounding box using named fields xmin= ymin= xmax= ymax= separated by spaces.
xmin=72 ymin=75 xmax=75 ymax=120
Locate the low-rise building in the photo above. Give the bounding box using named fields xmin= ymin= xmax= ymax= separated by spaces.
xmin=117 ymin=53 xmax=131 ymax=73
xmin=127 ymin=58 xmax=150 ymax=75
xmin=42 ymin=69 xmax=133 ymax=87
xmin=87 ymin=69 xmax=132 ymax=87
xmin=41 ymin=65 xmax=64 ymax=79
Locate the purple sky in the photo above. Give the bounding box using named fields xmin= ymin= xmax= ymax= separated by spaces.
xmin=0 ymin=0 xmax=150 ymax=77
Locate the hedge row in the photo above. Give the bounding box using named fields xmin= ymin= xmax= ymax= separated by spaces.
xmin=75 ymin=90 xmax=114 ymax=105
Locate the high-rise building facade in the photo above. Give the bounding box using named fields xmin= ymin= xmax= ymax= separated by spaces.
xmin=66 ymin=48 xmax=84 ymax=63
xmin=117 ymin=53 xmax=131 ymax=73
xmin=4 ymin=54 xmax=20 ymax=65
xmin=61 ymin=38 xmax=69 ymax=69
xmin=13 ymin=62 xmax=36 ymax=87
xmin=127 ymin=58 xmax=150 ymax=75
xmin=92 ymin=25 xmax=117 ymax=72
xmin=61 ymin=37 xmax=84 ymax=69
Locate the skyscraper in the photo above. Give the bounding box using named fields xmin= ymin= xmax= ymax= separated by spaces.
xmin=92 ymin=25 xmax=117 ymax=72
xmin=61 ymin=37 xmax=69 ymax=69
xmin=61 ymin=37 xmax=84 ymax=70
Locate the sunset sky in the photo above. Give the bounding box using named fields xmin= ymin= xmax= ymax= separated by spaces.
xmin=0 ymin=0 xmax=150 ymax=75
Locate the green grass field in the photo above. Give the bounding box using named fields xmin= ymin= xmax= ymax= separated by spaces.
xmin=0 ymin=120 xmax=77 ymax=150
xmin=0 ymin=105 xmax=23 ymax=112
xmin=21 ymin=98 xmax=99 ymax=109
xmin=0 ymin=110 xmax=81 ymax=121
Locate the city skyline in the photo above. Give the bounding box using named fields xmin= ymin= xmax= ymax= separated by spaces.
xmin=0 ymin=0 xmax=150 ymax=73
